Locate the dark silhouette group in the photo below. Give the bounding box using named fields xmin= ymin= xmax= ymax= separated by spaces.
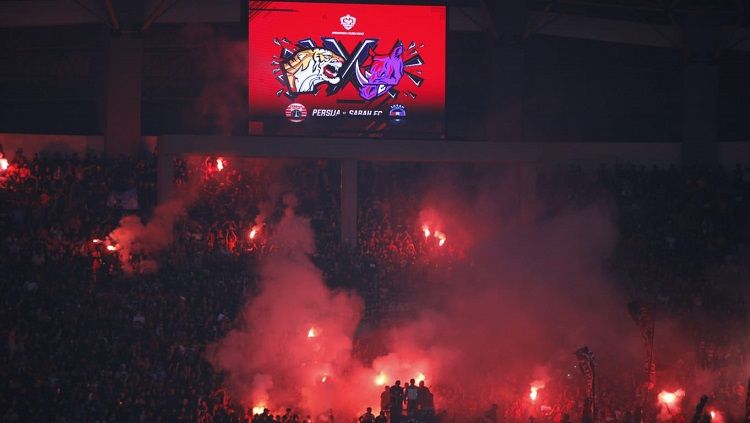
xmin=362 ymin=379 xmax=435 ymax=423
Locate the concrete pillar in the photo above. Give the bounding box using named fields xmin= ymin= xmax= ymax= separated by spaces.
xmin=680 ymin=11 xmax=722 ymax=166
xmin=102 ymin=0 xmax=145 ymax=157
xmin=157 ymin=149 xmax=175 ymax=204
xmin=682 ymin=63 xmax=718 ymax=165
xmin=104 ymin=34 xmax=143 ymax=156
xmin=340 ymin=159 xmax=358 ymax=246
xmin=486 ymin=1 xmax=526 ymax=143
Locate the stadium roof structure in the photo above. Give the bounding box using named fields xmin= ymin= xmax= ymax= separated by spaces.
xmin=1 ymin=0 xmax=748 ymax=52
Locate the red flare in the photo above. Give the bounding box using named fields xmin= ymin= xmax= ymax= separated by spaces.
xmin=0 ymin=158 xmax=8 ymax=171
xmin=529 ymin=380 xmax=545 ymax=402
xmin=249 ymin=226 xmax=259 ymax=240
xmin=658 ymin=389 xmax=684 ymax=408
xmin=415 ymin=372 xmax=426 ymax=384
xmin=374 ymin=371 xmax=387 ymax=386
xmin=434 ymin=231 xmax=447 ymax=246
xmin=307 ymin=327 xmax=318 ymax=338
xmin=422 ymin=225 xmax=430 ymax=238
xmin=216 ymin=158 xmax=225 ymax=171
xmin=106 ymin=245 xmax=117 ymax=252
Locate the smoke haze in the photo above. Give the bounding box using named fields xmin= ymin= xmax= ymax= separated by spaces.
xmin=207 ymin=168 xmax=651 ymax=420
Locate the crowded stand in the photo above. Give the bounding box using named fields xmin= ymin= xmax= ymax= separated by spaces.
xmin=2 ymin=147 xmax=750 ymax=422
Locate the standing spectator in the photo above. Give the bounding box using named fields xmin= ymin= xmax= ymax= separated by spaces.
xmin=380 ymin=385 xmax=391 ymax=415
xmin=389 ymin=381 xmax=404 ymax=422
xmin=405 ymin=379 xmax=419 ymax=416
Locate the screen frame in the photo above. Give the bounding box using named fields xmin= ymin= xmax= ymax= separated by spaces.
xmin=246 ymin=0 xmax=448 ymax=140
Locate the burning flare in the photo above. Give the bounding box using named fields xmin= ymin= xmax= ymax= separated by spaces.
xmin=374 ymin=371 xmax=388 ymax=386
xmin=0 ymin=158 xmax=8 ymax=171
xmin=249 ymin=226 xmax=259 ymax=240
xmin=415 ymin=372 xmax=426 ymax=384
xmin=529 ymin=380 xmax=545 ymax=402
xmin=307 ymin=327 xmax=318 ymax=338
xmin=252 ymin=405 xmax=266 ymax=415
xmin=436 ymin=231 xmax=447 ymax=246
xmin=106 ymin=245 xmax=117 ymax=252
xmin=216 ymin=157 xmax=225 ymax=171
xmin=657 ymin=388 xmax=685 ymax=417
xmin=422 ymin=225 xmax=431 ymax=238
xmin=658 ymin=390 xmax=683 ymax=407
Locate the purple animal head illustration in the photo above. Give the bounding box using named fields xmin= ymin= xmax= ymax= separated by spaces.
xmin=355 ymin=44 xmax=404 ymax=101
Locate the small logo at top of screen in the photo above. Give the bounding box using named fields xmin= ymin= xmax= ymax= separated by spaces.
xmin=284 ymin=103 xmax=307 ymax=123
xmin=340 ymin=14 xmax=356 ymax=30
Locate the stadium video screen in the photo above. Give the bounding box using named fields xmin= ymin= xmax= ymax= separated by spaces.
xmin=248 ymin=1 xmax=446 ymax=138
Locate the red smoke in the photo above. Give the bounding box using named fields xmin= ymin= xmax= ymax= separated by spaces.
xmin=206 ymin=167 xmax=645 ymax=422
xmin=108 ymin=199 xmax=187 ymax=274
xmin=208 ymin=200 xmax=372 ymax=418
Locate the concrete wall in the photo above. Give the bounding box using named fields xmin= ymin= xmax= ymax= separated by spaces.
xmin=0 ymin=134 xmax=157 ymax=157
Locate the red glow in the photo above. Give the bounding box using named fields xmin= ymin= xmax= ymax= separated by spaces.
xmin=252 ymin=405 xmax=266 ymax=415
xmin=307 ymin=327 xmax=318 ymax=338
xmin=434 ymin=230 xmax=447 ymax=246
xmin=321 ymin=375 xmax=328 ymax=383
xmin=415 ymin=372 xmax=426 ymax=384
xmin=106 ymin=245 xmax=117 ymax=252
xmin=529 ymin=380 xmax=545 ymax=402
xmin=658 ymin=389 xmax=684 ymax=407
xmin=216 ymin=158 xmax=225 ymax=171
xmin=0 ymin=158 xmax=8 ymax=171
xmin=249 ymin=226 xmax=259 ymax=240
xmin=708 ymin=408 xmax=724 ymax=422
xmin=374 ymin=371 xmax=387 ymax=386
xmin=422 ymin=225 xmax=431 ymax=238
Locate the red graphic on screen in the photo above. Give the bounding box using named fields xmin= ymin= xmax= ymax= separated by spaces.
xmin=249 ymin=1 xmax=445 ymax=131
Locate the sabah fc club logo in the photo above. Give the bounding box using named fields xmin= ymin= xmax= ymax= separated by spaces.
xmin=272 ymin=37 xmax=426 ymax=103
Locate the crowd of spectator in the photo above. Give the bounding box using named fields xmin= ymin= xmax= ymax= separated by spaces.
xmin=2 ymin=147 xmax=750 ymax=422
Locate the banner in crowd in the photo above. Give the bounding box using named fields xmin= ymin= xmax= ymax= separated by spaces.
xmin=628 ymin=301 xmax=656 ymax=390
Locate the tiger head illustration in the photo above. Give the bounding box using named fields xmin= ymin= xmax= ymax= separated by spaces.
xmin=282 ymin=48 xmax=344 ymax=94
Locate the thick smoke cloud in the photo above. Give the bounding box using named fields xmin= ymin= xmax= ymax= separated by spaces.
xmin=109 ymin=198 xmax=187 ymax=274
xmin=209 ymin=167 xmax=647 ymax=421
xmin=208 ymin=198 xmax=370 ymax=418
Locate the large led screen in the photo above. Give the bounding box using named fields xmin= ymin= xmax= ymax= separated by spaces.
xmin=248 ymin=1 xmax=446 ymax=137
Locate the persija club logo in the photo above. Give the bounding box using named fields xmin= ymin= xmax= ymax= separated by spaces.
xmin=284 ymin=103 xmax=307 ymax=122
xmin=272 ymin=37 xmax=425 ymax=102
xmin=340 ymin=14 xmax=356 ymax=30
